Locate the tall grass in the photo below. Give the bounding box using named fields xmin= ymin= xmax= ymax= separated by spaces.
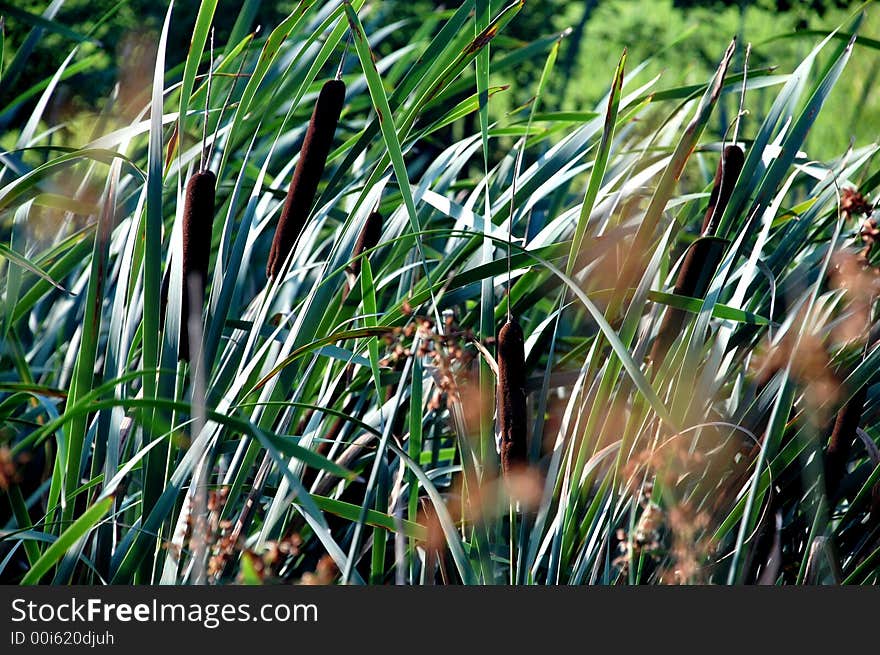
xmin=1 ymin=0 xmax=879 ymax=585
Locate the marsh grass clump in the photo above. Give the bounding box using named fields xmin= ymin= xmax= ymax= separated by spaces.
xmin=4 ymin=6 xmax=880 ymax=588
xmin=267 ymin=78 xmax=346 ymax=279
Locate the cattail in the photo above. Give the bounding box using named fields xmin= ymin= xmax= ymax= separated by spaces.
xmin=300 ymin=395 xmax=358 ymax=490
xmin=650 ymin=145 xmax=744 ymax=366
xmin=342 ymin=210 xmax=383 ymax=302
xmin=701 ymin=144 xmax=745 ymax=235
xmin=178 ymin=170 xmax=216 ymax=361
xmin=650 ymin=236 xmax=727 ymax=364
xmin=497 ymin=319 xmax=528 ymax=475
xmin=825 ymin=383 xmax=867 ymax=500
xmin=267 ymin=78 xmax=346 ymax=279
xmin=160 ymin=259 xmax=171 ymax=325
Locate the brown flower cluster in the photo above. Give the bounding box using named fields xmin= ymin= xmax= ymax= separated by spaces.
xmin=750 ymin=326 xmax=840 ymax=421
xmin=660 ymin=502 xmax=712 ymax=585
xmin=616 ymin=438 xmax=724 ymax=583
xmin=175 ymin=483 xmax=338 ymax=585
xmin=839 ymin=187 xmax=877 ymax=264
xmin=381 ymin=310 xmax=480 ymax=425
xmin=297 ymin=555 xmax=338 ymax=585
xmin=197 ymin=487 xmax=237 ymax=578
xmin=613 ymin=500 xmax=664 ymax=573
xmin=234 ymin=535 xmax=305 ymax=584
xmin=613 ymin=473 xmax=663 ymax=573
xmin=0 ymin=446 xmax=28 ymax=492
xmin=829 ymin=250 xmax=880 ymax=343
xmin=841 ymin=187 xmax=873 ymax=218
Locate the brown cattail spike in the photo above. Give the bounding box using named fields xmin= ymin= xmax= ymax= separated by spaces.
xmin=160 ymin=259 xmax=171 ymax=325
xmin=650 ymin=145 xmax=745 ymax=366
xmin=650 ymin=236 xmax=727 ymax=365
xmin=825 ymin=383 xmax=867 ymax=500
xmin=701 ymin=144 xmax=745 ymax=236
xmin=350 ymin=211 xmax=383 ymax=276
xmin=179 ymin=169 xmax=216 ymax=361
xmin=497 ymin=319 xmax=528 ymax=476
xmin=267 ymin=78 xmax=346 ymax=279
xmin=342 ymin=211 xmax=383 ymax=302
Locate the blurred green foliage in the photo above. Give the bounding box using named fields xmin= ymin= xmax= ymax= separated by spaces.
xmin=3 ymin=0 xmax=877 ymax=158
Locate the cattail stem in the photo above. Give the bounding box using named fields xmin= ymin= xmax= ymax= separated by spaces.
xmin=200 ymin=28 xmax=215 ymax=172
xmin=497 ymin=319 xmax=528 ymax=475
xmin=336 ymin=30 xmax=352 ymax=81
xmin=650 ymin=145 xmax=744 ymax=366
xmin=267 ymin=78 xmax=346 ymax=279
xmin=179 ymin=170 xmax=216 ymax=361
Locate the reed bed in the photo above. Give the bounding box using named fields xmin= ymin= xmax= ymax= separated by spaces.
xmin=1 ymin=1 xmax=879 ymax=587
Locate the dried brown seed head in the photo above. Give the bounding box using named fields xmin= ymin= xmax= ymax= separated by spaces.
xmin=701 ymin=144 xmax=745 ymax=235
xmin=497 ymin=319 xmax=528 ymax=476
xmin=178 ymin=169 xmax=216 ymax=361
xmin=267 ymin=79 xmax=346 ymax=279
xmin=841 ymin=187 xmax=873 ymax=217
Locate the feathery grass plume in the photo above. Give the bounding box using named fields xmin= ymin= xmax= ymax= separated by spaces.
xmin=267 ymin=78 xmax=346 ymax=279
xmin=497 ymin=319 xmax=528 ymax=476
xmin=178 ymin=170 xmax=216 ymax=361
xmin=343 ymin=210 xmax=383 ymax=302
xmin=650 ymin=145 xmax=744 ymax=365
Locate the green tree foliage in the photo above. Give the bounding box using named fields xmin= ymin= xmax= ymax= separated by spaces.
xmin=673 ymin=0 xmax=856 ymax=15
